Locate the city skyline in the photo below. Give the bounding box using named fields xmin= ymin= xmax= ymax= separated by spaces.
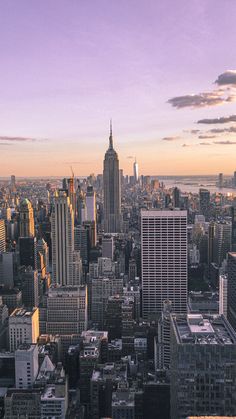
xmin=1 ymin=0 xmax=236 ymax=176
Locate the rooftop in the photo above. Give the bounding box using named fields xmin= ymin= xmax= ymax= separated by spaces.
xmin=10 ymin=307 xmax=38 ymax=318
xmin=172 ymin=314 xmax=236 ymax=345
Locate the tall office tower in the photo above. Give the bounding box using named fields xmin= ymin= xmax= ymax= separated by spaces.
xmin=86 ymin=186 xmax=96 ymax=222
xmin=103 ymin=122 xmax=121 ymax=233
xmin=68 ymin=176 xmax=76 ymax=213
xmin=20 ymin=267 xmax=39 ymax=308
xmin=218 ymin=172 xmax=223 ymax=188
xmin=227 ymin=252 xmax=236 ymax=330
xmin=74 ymin=225 xmax=89 ymax=265
xmin=10 ymin=175 xmax=16 ymax=193
xmin=37 ymin=238 xmax=49 ymax=271
xmin=231 ymin=206 xmax=236 ymax=252
xmin=91 ymin=277 xmax=123 ymax=328
xmin=51 ymin=190 xmax=74 ymax=285
xmin=219 ymin=274 xmax=228 ymax=317
xmin=102 ymin=235 xmax=114 ymax=260
xmin=76 ymin=188 xmax=87 ymax=225
xmin=9 ymin=307 xmax=39 ymax=351
xmin=141 ymin=210 xmax=188 ymax=319
xmin=15 ymin=344 xmax=39 ymax=389
xmin=172 ymin=187 xmax=180 ymax=208
xmin=133 ymin=158 xmax=139 ymax=183
xmin=199 ymin=188 xmax=210 ymax=218
xmin=0 ymin=253 xmax=15 ymax=288
xmin=19 ymin=237 xmax=37 ymax=269
xmin=0 ymin=219 xmax=6 ymax=252
xmin=170 ymin=313 xmax=236 ymax=418
xmin=19 ymin=199 xmax=35 ymax=237
xmin=213 ymin=221 xmax=232 ymax=266
xmin=208 ymin=221 xmax=215 ymax=267
xmin=40 ymin=286 xmax=87 ymax=335
xmin=234 ymin=170 xmax=236 ymax=188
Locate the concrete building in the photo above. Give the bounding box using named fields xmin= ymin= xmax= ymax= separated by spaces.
xmin=15 ymin=343 xmax=39 ymax=389
xmin=51 ymin=190 xmax=74 ymax=285
xmin=102 ymin=235 xmax=114 ymax=260
xmin=170 ymin=313 xmax=236 ymax=419
xmin=40 ymin=285 xmax=87 ymax=336
xmin=219 ymin=274 xmax=228 ymax=317
xmin=19 ymin=198 xmax=35 ymax=237
xmin=141 ymin=210 xmax=188 ymax=319
xmin=0 ymin=252 xmax=15 ymax=288
xmin=9 ymin=307 xmax=39 ymax=351
xmin=0 ymin=219 xmax=6 ymax=252
xmin=227 ymin=252 xmax=236 ymax=330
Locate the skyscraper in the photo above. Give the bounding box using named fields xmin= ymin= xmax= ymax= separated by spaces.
xmin=133 ymin=158 xmax=139 ymax=183
xmin=103 ymin=122 xmax=121 ymax=233
xmin=19 ymin=199 xmax=35 ymax=237
xmin=199 ymin=188 xmax=210 ymax=219
xmin=227 ymin=252 xmax=236 ymax=330
xmin=0 ymin=219 xmax=6 ymax=253
xmin=51 ymin=190 xmax=74 ymax=285
xmin=141 ymin=210 xmax=188 ymax=319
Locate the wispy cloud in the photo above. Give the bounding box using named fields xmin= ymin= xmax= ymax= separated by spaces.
xmin=197 ymin=115 xmax=236 ymax=124
xmin=168 ymin=91 xmax=226 ymax=109
xmin=182 ymin=143 xmax=191 ymax=147
xmin=0 ymin=136 xmax=38 ymax=142
xmin=198 ymin=135 xmax=217 ymax=139
xmin=209 ymin=126 xmax=236 ymax=134
xmin=161 ymin=136 xmax=179 ymax=141
xmin=127 ymin=155 xmax=134 ymax=159
xmin=0 ymin=142 xmax=13 ymax=146
xmin=199 ymin=142 xmax=211 ymax=146
xmin=213 ymin=140 xmax=236 ymax=145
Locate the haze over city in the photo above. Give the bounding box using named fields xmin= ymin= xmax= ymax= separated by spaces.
xmin=1 ymin=0 xmax=236 ymax=176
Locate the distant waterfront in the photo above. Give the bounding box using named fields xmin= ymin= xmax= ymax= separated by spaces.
xmin=156 ymin=176 xmax=236 ymax=195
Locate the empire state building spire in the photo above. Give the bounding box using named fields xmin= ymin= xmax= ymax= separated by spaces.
xmin=103 ymin=122 xmax=121 ymax=233
xmin=109 ymin=119 xmax=113 ymax=149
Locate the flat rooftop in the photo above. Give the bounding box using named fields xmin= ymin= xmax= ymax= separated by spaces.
xmin=10 ymin=307 xmax=37 ymax=317
xmin=172 ymin=314 xmax=236 ymax=345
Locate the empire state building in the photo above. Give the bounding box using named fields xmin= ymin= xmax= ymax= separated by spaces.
xmin=103 ymin=122 xmax=121 ymax=233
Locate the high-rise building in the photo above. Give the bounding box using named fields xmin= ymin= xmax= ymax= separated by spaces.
xmin=37 ymin=238 xmax=49 ymax=271
xmin=20 ymin=267 xmax=39 ymax=308
xmin=10 ymin=175 xmax=16 ymax=193
xmin=86 ymin=186 xmax=96 ymax=222
xmin=15 ymin=343 xmax=39 ymax=389
xmin=0 ymin=219 xmax=6 ymax=253
xmin=213 ymin=221 xmax=231 ymax=266
xmin=51 ymin=190 xmax=74 ymax=285
xmin=0 ymin=252 xmax=15 ymax=288
xmin=141 ymin=210 xmax=188 ymax=319
xmin=199 ymin=188 xmax=210 ymax=219
xmin=19 ymin=236 xmax=37 ymax=269
xmin=227 ymin=252 xmax=236 ymax=330
xmin=40 ymin=285 xmax=87 ymax=336
xmin=231 ymin=206 xmax=236 ymax=252
xmin=218 ymin=172 xmax=223 ymax=188
xmin=102 ymin=235 xmax=114 ymax=260
xmin=172 ymin=187 xmax=180 ymax=208
xmin=170 ymin=313 xmax=236 ymax=418
xmin=9 ymin=308 xmax=39 ymax=351
xmin=19 ymin=199 xmax=35 ymax=237
xmin=103 ymin=122 xmax=121 ymax=233
xmin=133 ymin=158 xmax=139 ymax=183
xmin=219 ymin=274 xmax=228 ymax=317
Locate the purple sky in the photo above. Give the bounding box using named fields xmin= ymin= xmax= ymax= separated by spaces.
xmin=1 ymin=0 xmax=236 ymax=176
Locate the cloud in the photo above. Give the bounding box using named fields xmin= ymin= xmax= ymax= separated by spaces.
xmin=213 ymin=140 xmax=236 ymax=145
xmin=168 ymin=91 xmax=226 ymax=109
xmin=198 ymin=135 xmax=217 ymax=139
xmin=215 ymin=70 xmax=236 ymax=86
xmin=127 ymin=155 xmax=134 ymax=159
xmin=199 ymin=142 xmax=211 ymax=146
xmin=190 ymin=129 xmax=200 ymax=134
xmin=0 ymin=142 xmax=13 ymax=146
xmin=182 ymin=143 xmax=191 ymax=147
xmin=197 ymin=115 xmax=236 ymax=124
xmin=161 ymin=136 xmax=179 ymax=141
xmin=209 ymin=126 xmax=236 ymax=134
xmin=0 ymin=136 xmax=38 ymax=142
